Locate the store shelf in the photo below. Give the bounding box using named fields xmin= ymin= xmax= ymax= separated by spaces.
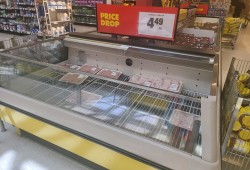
xmin=0 ymin=29 xmax=32 ymax=34
xmin=14 ymin=14 xmax=36 ymax=18
xmin=49 ymin=8 xmax=68 ymax=11
xmin=0 ymin=7 xmax=36 ymax=11
xmin=73 ymin=21 xmax=96 ymax=26
xmin=1 ymin=21 xmax=37 ymax=25
xmin=73 ymin=13 xmax=96 ymax=17
xmin=0 ymin=16 xmax=16 ymax=19
xmin=221 ymin=58 xmax=250 ymax=170
xmin=51 ymin=20 xmax=71 ymax=24
xmin=72 ymin=5 xmax=96 ymax=8
xmin=14 ymin=3 xmax=35 ymax=6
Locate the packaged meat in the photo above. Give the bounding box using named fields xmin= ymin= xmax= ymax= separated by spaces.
xmin=159 ymin=79 xmax=183 ymax=93
xmin=129 ymin=75 xmax=153 ymax=86
xmin=151 ymin=78 xmax=163 ymax=89
xmin=79 ymin=64 xmax=101 ymax=74
xmin=97 ymin=69 xmax=122 ymax=79
xmin=59 ymin=73 xmax=88 ymax=84
xmin=58 ymin=63 xmax=80 ymax=70
xmin=69 ymin=65 xmax=81 ymax=70
xmin=66 ymin=90 xmax=102 ymax=108
xmin=58 ymin=63 xmax=71 ymax=68
xmin=169 ymin=109 xmax=197 ymax=130
xmin=129 ymin=75 xmax=182 ymax=93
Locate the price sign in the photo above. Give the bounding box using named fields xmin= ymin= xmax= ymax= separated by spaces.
xmin=97 ymin=4 xmax=178 ymax=41
xmin=138 ymin=12 xmax=176 ymax=38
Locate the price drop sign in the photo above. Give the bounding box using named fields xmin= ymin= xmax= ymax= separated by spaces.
xmin=97 ymin=4 xmax=178 ymax=41
xmin=138 ymin=12 xmax=176 ymax=39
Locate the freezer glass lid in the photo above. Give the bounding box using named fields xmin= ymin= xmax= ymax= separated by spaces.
xmin=0 ymin=54 xmax=206 ymax=157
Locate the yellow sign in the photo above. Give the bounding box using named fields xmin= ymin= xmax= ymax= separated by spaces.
xmin=100 ymin=13 xmax=120 ymax=27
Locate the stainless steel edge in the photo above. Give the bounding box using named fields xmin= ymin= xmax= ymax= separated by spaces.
xmin=64 ymin=37 xmax=215 ymax=71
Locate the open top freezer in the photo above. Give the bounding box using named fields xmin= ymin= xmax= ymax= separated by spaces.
xmin=0 ymin=35 xmax=221 ymax=170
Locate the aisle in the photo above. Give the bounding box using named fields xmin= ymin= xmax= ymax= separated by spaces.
xmin=222 ymin=25 xmax=250 ymax=86
xmin=0 ymin=124 xmax=92 ymax=170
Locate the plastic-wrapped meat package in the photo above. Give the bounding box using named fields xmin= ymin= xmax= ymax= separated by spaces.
xmin=79 ymin=64 xmax=101 ymax=74
xmin=59 ymin=73 xmax=88 ymax=84
xmin=169 ymin=109 xmax=197 ymax=130
xmin=129 ymin=75 xmax=144 ymax=84
xmin=97 ymin=69 xmax=122 ymax=79
xmin=129 ymin=75 xmax=153 ymax=86
xmin=69 ymin=65 xmax=81 ymax=70
xmin=159 ymin=79 xmax=183 ymax=93
xmin=58 ymin=63 xmax=71 ymax=69
xmin=151 ymin=78 xmax=163 ymax=88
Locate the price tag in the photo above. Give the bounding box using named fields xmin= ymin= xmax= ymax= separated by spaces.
xmin=138 ymin=12 xmax=176 ymax=39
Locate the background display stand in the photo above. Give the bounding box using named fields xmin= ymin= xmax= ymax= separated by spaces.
xmin=41 ymin=0 xmax=72 ymax=37
xmin=0 ymin=0 xmax=40 ymax=34
xmin=221 ymin=57 xmax=250 ymax=170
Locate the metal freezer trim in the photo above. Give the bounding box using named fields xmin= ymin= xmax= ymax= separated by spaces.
xmin=0 ymin=88 xmax=220 ymax=170
xmin=64 ymin=37 xmax=130 ymax=50
xmin=63 ymin=37 xmax=214 ymax=71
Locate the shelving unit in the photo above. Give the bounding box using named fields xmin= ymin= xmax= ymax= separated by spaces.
xmin=0 ymin=0 xmax=40 ymax=34
xmin=221 ymin=58 xmax=250 ymax=170
xmin=41 ymin=0 xmax=72 ymax=37
xmin=72 ymin=0 xmax=105 ymax=26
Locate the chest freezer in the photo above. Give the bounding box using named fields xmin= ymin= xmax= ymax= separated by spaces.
xmin=0 ymin=35 xmax=221 ymax=170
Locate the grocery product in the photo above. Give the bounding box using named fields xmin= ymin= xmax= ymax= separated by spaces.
xmin=237 ymin=73 xmax=250 ymax=97
xmin=242 ymin=116 xmax=250 ymax=127
xmin=79 ymin=64 xmax=101 ymax=74
xmin=233 ymin=121 xmax=241 ymax=132
xmin=239 ymin=113 xmax=250 ymax=127
xmin=228 ymin=137 xmax=250 ymax=154
xmin=129 ymin=76 xmax=183 ymax=93
xmin=169 ymin=109 xmax=197 ymax=130
xmin=59 ymin=73 xmax=88 ymax=84
xmin=239 ymin=129 xmax=250 ymax=140
xmin=129 ymin=75 xmax=151 ymax=85
xmin=174 ymin=33 xmax=214 ymax=50
xmin=223 ymin=17 xmax=244 ymax=36
xmin=97 ymin=69 xmax=122 ymax=79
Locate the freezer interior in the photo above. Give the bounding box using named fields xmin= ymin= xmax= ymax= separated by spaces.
xmin=0 ymin=36 xmax=220 ymax=170
xmin=4 ymin=39 xmax=67 ymax=64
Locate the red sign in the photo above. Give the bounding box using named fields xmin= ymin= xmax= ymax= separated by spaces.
xmin=97 ymin=4 xmax=178 ymax=41
xmin=195 ymin=4 xmax=209 ymax=15
xmin=180 ymin=3 xmax=190 ymax=9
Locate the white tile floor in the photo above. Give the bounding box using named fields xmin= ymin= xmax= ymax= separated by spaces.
xmin=0 ymin=124 xmax=91 ymax=170
xmin=0 ymin=24 xmax=250 ymax=170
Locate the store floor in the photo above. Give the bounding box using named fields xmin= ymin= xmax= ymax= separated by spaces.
xmin=0 ymin=25 xmax=250 ymax=170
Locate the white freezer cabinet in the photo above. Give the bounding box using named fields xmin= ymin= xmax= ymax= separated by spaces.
xmin=0 ymin=36 xmax=220 ymax=170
